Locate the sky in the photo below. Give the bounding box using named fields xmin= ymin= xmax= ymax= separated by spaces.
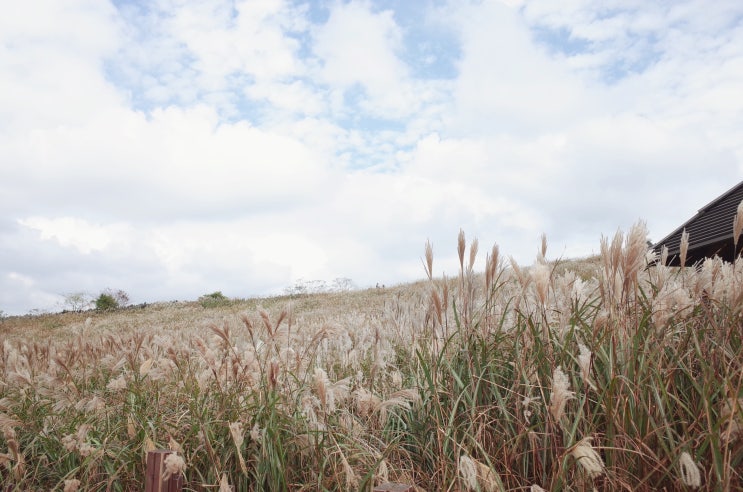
xmin=1 ymin=0 xmax=742 ymax=315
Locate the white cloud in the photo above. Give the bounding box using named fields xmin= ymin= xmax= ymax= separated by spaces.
xmin=111 ymin=0 xmax=311 ymax=115
xmin=0 ymin=104 xmax=335 ymax=222
xmin=17 ymin=217 xmax=132 ymax=255
xmin=311 ymin=1 xmax=420 ymax=118
xmin=164 ymin=0 xmax=304 ymax=82
xmin=441 ymin=0 xmax=743 ymax=247
xmin=244 ymin=80 xmax=327 ymax=117
xmin=0 ymin=0 xmax=124 ymax=131
xmin=444 ymin=1 xmax=597 ymax=136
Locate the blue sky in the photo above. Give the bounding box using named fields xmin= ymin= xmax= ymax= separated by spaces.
xmin=1 ymin=0 xmax=742 ymax=315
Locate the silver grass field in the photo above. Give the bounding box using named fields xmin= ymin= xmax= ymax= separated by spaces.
xmin=0 ymin=222 xmax=741 ymax=491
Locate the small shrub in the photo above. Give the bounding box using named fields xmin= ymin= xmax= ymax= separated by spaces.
xmin=199 ymin=291 xmax=230 ymax=308
xmin=95 ymin=293 xmax=119 ymax=311
xmin=93 ymin=289 xmax=130 ymax=311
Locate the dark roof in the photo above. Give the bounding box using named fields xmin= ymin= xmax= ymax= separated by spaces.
xmin=653 ymin=180 xmax=743 ymax=265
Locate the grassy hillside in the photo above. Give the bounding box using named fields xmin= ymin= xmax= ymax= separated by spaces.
xmin=0 ymin=223 xmax=741 ymax=491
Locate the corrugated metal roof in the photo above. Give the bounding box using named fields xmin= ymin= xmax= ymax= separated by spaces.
xmin=653 ymin=180 xmax=743 ymax=263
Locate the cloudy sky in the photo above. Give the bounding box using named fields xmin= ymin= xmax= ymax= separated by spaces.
xmin=1 ymin=0 xmax=742 ymax=315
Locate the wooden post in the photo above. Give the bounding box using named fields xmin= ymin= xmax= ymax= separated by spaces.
xmin=373 ymin=483 xmax=414 ymax=492
xmin=145 ymin=450 xmax=184 ymax=492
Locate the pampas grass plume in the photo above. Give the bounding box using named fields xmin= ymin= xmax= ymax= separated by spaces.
xmin=549 ymin=366 xmax=574 ymax=422
xmin=219 ymin=474 xmax=231 ymax=492
xmin=679 ymin=451 xmax=701 ymax=488
xmin=678 ymin=229 xmax=689 ymax=267
xmin=459 ymin=454 xmax=478 ymax=491
xmin=162 ymin=452 xmax=186 ymax=481
xmin=63 ymin=479 xmax=81 ymax=492
xmin=570 ymin=437 xmax=604 ymax=479
xmin=734 ymin=200 xmax=743 ymax=249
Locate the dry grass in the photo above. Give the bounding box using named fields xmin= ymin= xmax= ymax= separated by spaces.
xmin=0 ymin=222 xmax=741 ymax=490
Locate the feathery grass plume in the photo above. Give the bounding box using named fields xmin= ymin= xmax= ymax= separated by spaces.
xmin=531 ymin=262 xmax=551 ymax=308
xmin=268 ymin=360 xmax=279 ymax=391
xmin=459 ymin=454 xmax=479 ymax=491
xmin=61 ymin=433 xmax=77 ymax=452
xmin=378 ymin=390 xmax=418 ymax=426
xmin=0 ymin=412 xmax=21 ymax=430
xmin=680 ymin=229 xmax=689 ymax=267
xmin=259 ymin=309 xmax=274 ymax=337
xmin=144 ymin=436 xmax=157 ymax=453
xmin=720 ymin=397 xmax=742 ymax=442
xmin=139 ymin=358 xmax=154 ymax=378
xmin=540 ymin=232 xmax=548 ymax=260
xmin=599 ymin=229 xmax=624 ymax=307
xmin=530 ymin=486 xmax=546 ymax=492
xmin=391 ymin=369 xmax=403 ymax=389
xmin=250 ymin=422 xmax=262 ymax=442
xmin=431 ymin=290 xmax=443 ymax=329
xmin=458 ymin=229 xmax=466 ymax=273
xmin=377 ymin=458 xmax=389 ymax=483
xmin=510 ymin=257 xmax=530 ymax=289
xmin=240 ymin=313 xmax=255 ymax=339
xmin=63 ymin=479 xmax=81 ymax=492
xmin=678 ymin=451 xmax=701 ymax=488
xmin=79 ymin=442 xmax=100 ymax=458
xmin=168 ymin=436 xmax=183 ymax=453
xmin=275 ymin=308 xmax=288 ymax=332
xmin=424 ymin=239 xmax=434 ymax=280
xmin=474 ymin=459 xmax=502 ymax=492
xmin=340 ymin=450 xmax=358 ymax=490
xmin=354 ymin=387 xmax=382 ymax=420
xmin=162 ymin=452 xmax=186 ymax=481
xmin=330 ymin=377 xmax=351 ymax=408
xmin=522 ymin=395 xmax=538 ymax=421
xmin=570 ymin=437 xmax=604 ymax=479
xmin=577 ymin=343 xmax=595 ymax=390
xmin=219 ymin=474 xmax=231 ymax=492
xmin=621 ymin=220 xmax=649 ymax=302
xmin=229 ymin=423 xmax=246 ymax=475
xmin=126 ymin=413 xmax=137 ymax=439
xmin=209 ymin=322 xmax=232 ymax=348
xmin=485 ymin=243 xmax=500 ymax=294
xmin=313 ymin=367 xmax=330 ymax=410
xmin=734 ymin=199 xmax=743 ymax=250
xmin=457 ymin=454 xmax=502 ymax=492
xmin=468 ymin=237 xmax=479 ymax=273
xmin=4 ymin=427 xmax=25 ymax=480
xmin=549 ymin=366 xmax=574 ymax=422
xmin=106 ymin=373 xmax=127 ymax=391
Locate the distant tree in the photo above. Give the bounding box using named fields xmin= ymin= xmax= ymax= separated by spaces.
xmin=284 ymin=281 xmax=308 ymax=296
xmin=94 ymin=289 xmax=130 ymax=311
xmin=111 ymin=289 xmax=130 ymax=308
xmin=95 ymin=293 xmax=118 ymax=311
xmin=198 ymin=291 xmax=230 ymax=308
xmin=63 ymin=292 xmax=92 ymax=312
xmin=331 ymin=277 xmax=356 ymax=292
